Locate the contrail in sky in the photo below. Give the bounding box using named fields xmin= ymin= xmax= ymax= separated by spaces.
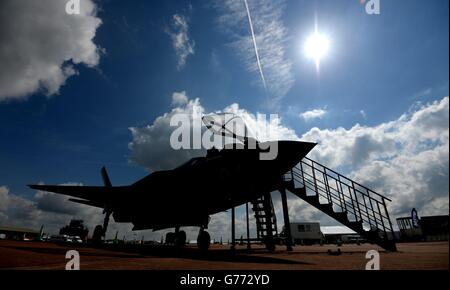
xmin=244 ymin=0 xmax=267 ymax=90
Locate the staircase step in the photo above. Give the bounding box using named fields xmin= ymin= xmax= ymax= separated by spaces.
xmin=258 ymin=232 xmax=277 ymax=236
xmin=252 ymin=207 xmax=266 ymax=212
xmin=282 ymin=179 xmax=295 ymax=190
xmin=290 ymin=187 xmax=306 ymax=197
xmin=253 ymin=194 xmax=278 ymax=242
xmin=334 ymin=211 xmax=349 ymax=223
xmin=258 ymin=228 xmax=276 ymax=232
xmin=319 ymin=203 xmax=334 ymax=213
xmin=303 ymin=195 xmax=319 ymax=204
xmin=258 ymin=229 xmax=276 ymax=233
xmin=348 ymin=220 xmax=364 ymax=231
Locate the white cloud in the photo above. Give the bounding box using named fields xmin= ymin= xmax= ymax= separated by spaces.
xmin=0 ymin=186 xmax=36 ymax=224
xmin=0 ymin=185 xmax=99 ymax=235
xmin=413 ymin=88 xmax=432 ymax=100
xmin=166 ymin=14 xmax=195 ymax=70
xmin=34 ymin=183 xmax=84 ymax=216
xmin=171 ymin=91 xmax=189 ymax=106
xmin=0 ymin=0 xmax=103 ymax=101
xmin=216 ymin=0 xmax=294 ymax=104
xmin=302 ymin=97 xmax=449 ymax=219
xmin=221 ymin=104 xmax=299 ymax=142
xmin=300 ymin=108 xmax=327 ymax=121
xmin=128 ymin=92 xmax=205 ymax=172
xmin=360 ymin=110 xmax=367 ymax=119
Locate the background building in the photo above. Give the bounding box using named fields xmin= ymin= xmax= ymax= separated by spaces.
xmin=397 ymin=215 xmax=449 ymax=242
xmin=288 ymin=222 xmax=323 ymax=245
xmin=0 ymin=226 xmax=40 ymax=241
xmin=321 ymin=226 xmax=363 ymax=245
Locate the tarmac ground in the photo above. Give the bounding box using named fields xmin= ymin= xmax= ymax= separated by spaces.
xmin=0 ymin=240 xmax=448 ymax=270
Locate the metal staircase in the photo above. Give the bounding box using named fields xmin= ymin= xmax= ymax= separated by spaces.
xmin=283 ymin=157 xmax=397 ymax=252
xmin=252 ymin=193 xmax=278 ymax=247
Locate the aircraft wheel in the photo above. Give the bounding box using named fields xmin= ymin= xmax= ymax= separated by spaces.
xmin=197 ymin=230 xmax=210 ymax=251
xmin=176 ymin=230 xmax=187 ymax=247
xmin=166 ymin=232 xmax=176 ymax=245
xmin=265 ymin=240 xmax=276 ymax=252
xmin=92 ymin=225 xmax=103 ymax=244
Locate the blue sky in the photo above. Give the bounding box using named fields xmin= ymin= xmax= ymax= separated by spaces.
xmin=0 ymin=0 xmax=448 ymax=235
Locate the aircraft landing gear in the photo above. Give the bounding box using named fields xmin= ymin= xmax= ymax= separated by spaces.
xmin=92 ymin=167 xmax=113 ymax=245
xmin=264 ymin=239 xmax=276 ymax=252
xmin=92 ymin=225 xmax=104 ymax=244
xmin=92 ymin=208 xmax=112 ymax=244
xmin=176 ymin=230 xmax=187 ymax=247
xmin=197 ymin=229 xmax=210 ymax=251
xmin=165 ymin=229 xmax=187 ymax=247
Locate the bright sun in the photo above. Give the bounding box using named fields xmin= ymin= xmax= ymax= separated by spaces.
xmin=304 ymin=32 xmax=330 ymax=69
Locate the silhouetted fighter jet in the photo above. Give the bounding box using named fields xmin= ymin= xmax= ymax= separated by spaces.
xmin=29 ymin=115 xmax=316 ymax=250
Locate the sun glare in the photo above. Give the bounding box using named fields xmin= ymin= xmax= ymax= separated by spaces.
xmin=304 ymin=32 xmax=330 ymax=70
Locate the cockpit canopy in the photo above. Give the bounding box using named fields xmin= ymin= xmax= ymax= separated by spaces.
xmin=202 ymin=114 xmax=257 ymax=144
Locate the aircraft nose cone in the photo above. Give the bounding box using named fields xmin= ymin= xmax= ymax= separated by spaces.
xmin=277 ymin=140 xmax=316 ymax=162
xmin=249 ymin=140 xmax=317 ymax=180
xmin=272 ymin=140 xmax=316 ymax=173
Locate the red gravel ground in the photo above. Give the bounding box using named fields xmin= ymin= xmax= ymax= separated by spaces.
xmin=0 ymin=240 xmax=447 ymax=270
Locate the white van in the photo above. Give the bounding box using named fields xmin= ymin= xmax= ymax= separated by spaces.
xmin=289 ymin=222 xmax=323 ymax=245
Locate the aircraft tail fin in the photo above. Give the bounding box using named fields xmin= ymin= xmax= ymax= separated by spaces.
xmin=101 ymin=166 xmax=112 ymax=187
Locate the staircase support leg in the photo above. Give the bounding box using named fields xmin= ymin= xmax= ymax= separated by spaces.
xmin=246 ymin=202 xmax=251 ymax=249
xmin=231 ymin=206 xmax=236 ymax=251
xmin=263 ymin=193 xmax=274 ymax=249
xmin=280 ymin=188 xmax=293 ymax=251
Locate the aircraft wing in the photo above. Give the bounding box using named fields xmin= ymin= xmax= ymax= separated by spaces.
xmin=28 ymin=184 xmax=127 ymax=205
